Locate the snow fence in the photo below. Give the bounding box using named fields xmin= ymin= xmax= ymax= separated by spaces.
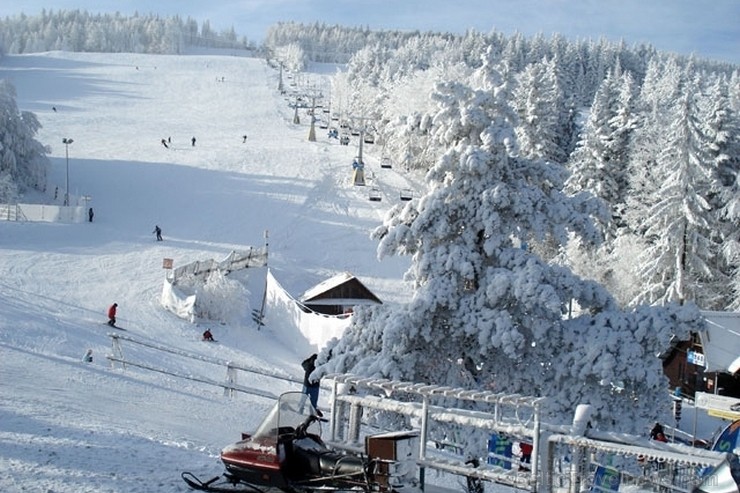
xmin=161 ymin=248 xmax=268 ymax=322
xmin=0 ymin=203 xmax=87 ymax=222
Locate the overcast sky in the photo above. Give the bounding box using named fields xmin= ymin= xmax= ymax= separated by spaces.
xmin=1 ymin=0 xmax=738 ymax=64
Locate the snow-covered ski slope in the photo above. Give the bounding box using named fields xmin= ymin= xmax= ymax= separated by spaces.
xmin=0 ymin=50 xmax=727 ymax=493
xmin=0 ymin=50 xmax=416 ymax=493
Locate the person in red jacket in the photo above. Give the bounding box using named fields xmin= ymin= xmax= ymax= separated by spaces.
xmin=519 ymin=441 xmax=533 ymax=471
xmin=107 ymin=303 xmax=118 ymax=327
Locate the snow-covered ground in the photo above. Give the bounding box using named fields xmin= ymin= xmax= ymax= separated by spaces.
xmin=0 ymin=50 xmax=729 ymax=493
xmin=0 ymin=49 xmax=417 ymax=493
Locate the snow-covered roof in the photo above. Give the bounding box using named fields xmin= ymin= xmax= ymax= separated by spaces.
xmin=299 ymin=271 xmax=382 ymax=305
xmin=300 ymin=272 xmax=354 ymax=300
xmin=700 ymin=311 xmax=740 ymax=373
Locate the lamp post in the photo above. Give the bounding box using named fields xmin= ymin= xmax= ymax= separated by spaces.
xmin=62 ymin=138 xmax=73 ymax=206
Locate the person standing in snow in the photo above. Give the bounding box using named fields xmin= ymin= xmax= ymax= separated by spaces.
xmin=191 ymin=136 xmax=196 ymax=147
xmin=88 ymin=207 xmax=94 ymax=222
xmin=107 ymin=303 xmax=118 ymax=327
xmin=153 ymin=225 xmax=163 ymax=241
xmin=518 ymin=441 xmax=533 ymax=471
xmin=202 ymin=329 xmax=214 ymax=341
xmin=301 ymin=353 xmax=321 ymax=415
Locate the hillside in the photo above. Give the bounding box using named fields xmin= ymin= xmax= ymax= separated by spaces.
xmin=0 ymin=50 xmax=415 ymax=492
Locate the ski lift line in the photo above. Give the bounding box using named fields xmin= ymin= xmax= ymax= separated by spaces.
xmin=547 ymin=433 xmax=724 ymax=467
xmin=327 ymin=374 xmax=546 ymax=407
xmin=110 ymin=332 xmax=227 ymax=365
xmin=416 ymin=457 xmax=532 ymax=489
xmin=336 ymin=393 xmax=534 ymax=437
xmin=108 ymin=333 xmax=299 ymax=384
xmin=105 ymin=355 xmax=278 ymax=401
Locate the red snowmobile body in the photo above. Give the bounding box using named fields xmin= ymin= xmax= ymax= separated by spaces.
xmin=184 ymin=392 xmax=375 ymax=493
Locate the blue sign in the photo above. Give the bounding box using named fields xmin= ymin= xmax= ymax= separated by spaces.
xmin=487 ymin=433 xmax=512 ymax=469
xmin=590 ymin=465 xmax=621 ymax=492
xmin=687 ymin=350 xmax=706 ymax=367
xmin=712 ymin=419 xmax=740 ymax=455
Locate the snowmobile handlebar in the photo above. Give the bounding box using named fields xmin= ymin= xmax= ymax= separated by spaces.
xmin=295 ymin=413 xmax=328 ymax=439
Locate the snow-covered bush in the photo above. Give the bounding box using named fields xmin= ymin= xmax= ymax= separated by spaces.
xmin=195 ymin=270 xmax=250 ymax=325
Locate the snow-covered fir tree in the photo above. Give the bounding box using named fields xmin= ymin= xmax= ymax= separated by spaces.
xmin=513 ymin=57 xmax=566 ymax=163
xmin=562 ymin=68 xmax=640 ymax=304
xmin=0 ymin=80 xmax=49 ymax=202
xmin=631 ymin=72 xmax=724 ymax=308
xmin=320 ymin=50 xmax=703 ymax=437
xmin=702 ymin=75 xmax=740 ymax=309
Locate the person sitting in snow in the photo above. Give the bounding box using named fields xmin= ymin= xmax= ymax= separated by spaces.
xmin=202 ymin=329 xmax=214 ymax=342
xmin=650 ymin=422 xmax=668 ymax=442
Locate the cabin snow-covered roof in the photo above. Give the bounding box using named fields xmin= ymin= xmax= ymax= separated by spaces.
xmin=299 ymin=272 xmax=382 ymax=305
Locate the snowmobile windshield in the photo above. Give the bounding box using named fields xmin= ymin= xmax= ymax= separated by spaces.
xmin=252 ymin=392 xmax=320 ymax=441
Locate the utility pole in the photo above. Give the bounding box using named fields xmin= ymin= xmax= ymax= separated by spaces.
xmin=62 ymin=137 xmax=74 ymax=206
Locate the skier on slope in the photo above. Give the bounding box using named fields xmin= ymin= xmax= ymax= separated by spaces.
xmin=107 ymin=303 xmax=118 ymax=327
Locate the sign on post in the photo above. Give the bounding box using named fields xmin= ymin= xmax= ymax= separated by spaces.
xmin=687 ymin=350 xmax=706 ymax=367
xmin=695 ymin=391 xmax=740 ymax=420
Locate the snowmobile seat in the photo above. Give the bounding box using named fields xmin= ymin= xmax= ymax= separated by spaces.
xmin=319 ymin=451 xmax=366 ymax=477
xmin=291 ymin=445 xmax=366 ymax=479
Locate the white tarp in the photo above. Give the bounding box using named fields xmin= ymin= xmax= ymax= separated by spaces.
xmin=265 ymin=269 xmax=352 ymax=353
xmin=700 ymin=311 xmax=740 ymax=374
xmin=160 ymin=278 xmax=196 ymax=322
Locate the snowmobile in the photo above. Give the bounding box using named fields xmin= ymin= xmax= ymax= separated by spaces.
xmin=182 ymin=391 xmax=391 ymax=493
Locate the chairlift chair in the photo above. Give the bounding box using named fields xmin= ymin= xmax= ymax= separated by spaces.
xmin=400 ymin=188 xmax=414 ymax=201
xmin=380 ymin=157 xmax=392 ymax=169
xmin=369 ymin=187 xmax=382 ymax=202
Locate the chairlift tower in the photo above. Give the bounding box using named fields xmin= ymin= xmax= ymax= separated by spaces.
xmin=349 ymin=115 xmax=372 ymax=164
xmin=301 ymin=87 xmax=322 ymax=142
xmin=277 ymin=62 xmax=284 ymax=93
xmin=308 ymin=97 xmax=317 ymax=142
xmin=293 ymin=99 xmax=300 ymax=125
